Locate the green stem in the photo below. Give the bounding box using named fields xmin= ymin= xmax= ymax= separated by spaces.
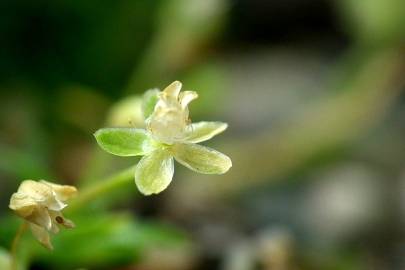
xmin=67 ymin=166 xmax=136 ymax=213
xmin=10 ymin=222 xmax=28 ymax=270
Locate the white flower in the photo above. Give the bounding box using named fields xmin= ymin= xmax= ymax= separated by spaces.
xmin=146 ymin=81 xmax=198 ymax=144
xmin=9 ymin=180 xmax=77 ymax=250
xmin=95 ymin=81 xmax=232 ymax=195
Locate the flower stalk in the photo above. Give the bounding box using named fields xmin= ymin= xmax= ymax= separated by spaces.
xmin=67 ymin=166 xmax=136 ymax=213
xmin=10 ymin=222 xmax=28 ymax=270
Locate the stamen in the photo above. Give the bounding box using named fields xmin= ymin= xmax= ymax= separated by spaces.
xmin=55 ymin=216 xmax=64 ymax=224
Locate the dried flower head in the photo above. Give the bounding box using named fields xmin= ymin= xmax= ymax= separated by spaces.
xmin=95 ymin=81 xmax=232 ymax=195
xmin=9 ymin=180 xmax=77 ymax=250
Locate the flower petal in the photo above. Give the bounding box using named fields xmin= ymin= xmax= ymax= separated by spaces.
xmin=40 ymin=181 xmax=78 ymax=202
xmin=17 ymin=180 xmax=53 ymax=203
xmin=30 ymin=224 xmax=53 ymax=250
xmin=135 ymin=150 xmax=174 ymax=195
xmin=185 ymin=121 xmax=228 ymax=143
xmin=173 ymin=143 xmax=232 ymax=174
xmin=28 ymin=206 xmax=53 ymax=231
xmin=162 ymin=81 xmax=182 ymax=99
xmin=179 ymin=91 xmax=198 ymax=108
xmin=18 ymin=180 xmax=67 ymax=211
xmin=42 ymin=194 xmax=67 ymax=212
xmin=94 ymin=128 xmax=156 ymax=156
xmin=9 ymin=193 xmax=37 ymax=217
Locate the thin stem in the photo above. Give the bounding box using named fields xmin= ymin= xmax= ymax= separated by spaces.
xmin=10 ymin=222 xmax=28 ymax=270
xmin=67 ymin=165 xmax=136 ymax=213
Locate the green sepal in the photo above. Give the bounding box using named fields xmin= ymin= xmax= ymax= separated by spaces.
xmin=94 ymin=128 xmax=155 ymax=156
xmin=173 ymin=143 xmax=232 ymax=174
xmin=135 ymin=150 xmax=174 ymax=195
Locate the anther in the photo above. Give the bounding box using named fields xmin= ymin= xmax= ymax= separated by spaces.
xmin=55 ymin=216 xmax=64 ymax=224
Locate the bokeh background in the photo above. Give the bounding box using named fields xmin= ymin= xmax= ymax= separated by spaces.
xmin=1 ymin=0 xmax=405 ymax=269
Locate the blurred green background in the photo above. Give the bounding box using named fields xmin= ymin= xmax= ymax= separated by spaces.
xmin=1 ymin=0 xmax=405 ymax=269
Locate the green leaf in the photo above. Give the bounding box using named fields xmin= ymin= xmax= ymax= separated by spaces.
xmin=185 ymin=121 xmax=228 ymax=143
xmin=173 ymin=143 xmax=232 ymax=174
xmin=142 ymin=89 xmax=160 ymax=119
xmin=135 ymin=150 xmax=174 ymax=195
xmin=94 ymin=128 xmax=155 ymax=156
